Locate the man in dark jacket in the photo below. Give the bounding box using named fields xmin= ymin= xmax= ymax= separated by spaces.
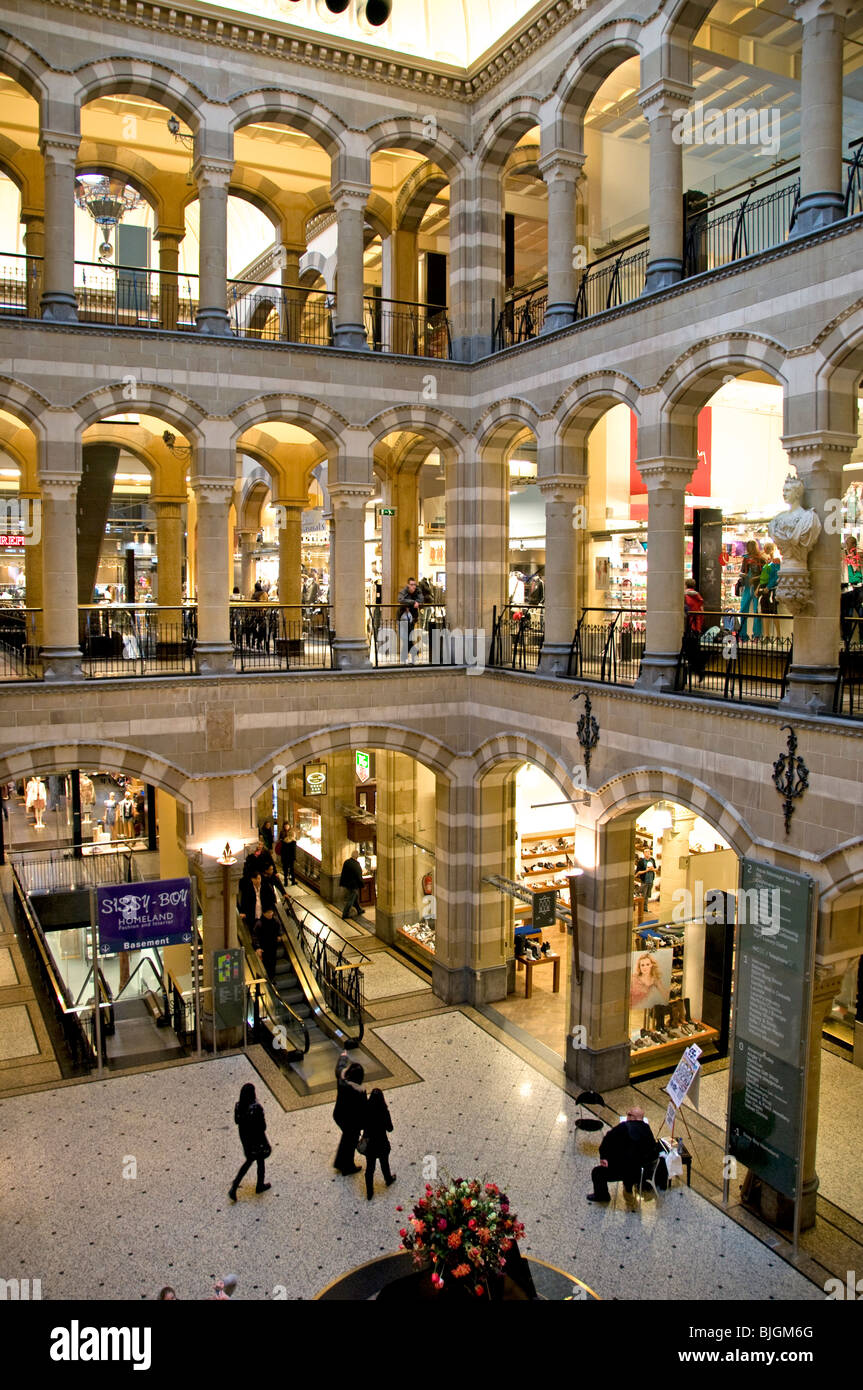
xmin=333 ymin=1060 xmax=367 ymax=1175
xmin=587 ymin=1106 xmax=658 ymax=1207
xmin=243 ymin=837 xmax=274 ymax=880
xmin=339 ymin=851 xmax=364 ymax=920
xmin=238 ymin=872 xmax=279 ymax=978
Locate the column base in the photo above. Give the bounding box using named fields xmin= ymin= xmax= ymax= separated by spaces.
xmin=537 ymin=642 xmax=574 ymax=678
xmin=781 ymin=665 xmax=839 ymax=715
xmin=195 ymin=642 xmax=234 ymax=675
xmin=372 ymin=909 xmax=403 ymax=946
xmin=542 ymin=303 xmax=576 ymax=334
xmin=41 ymin=647 xmax=83 ymax=681
xmin=791 ymin=192 xmax=846 ymax=238
xmin=636 ymin=651 xmax=679 ymax=692
xmin=40 ymin=293 xmax=78 ymax=323
xmin=431 ymin=961 xmax=508 ymax=1005
xmin=333 ymin=324 xmax=369 ymax=351
xmin=642 ymin=259 xmax=683 ymax=294
xmin=565 ymin=1038 xmax=630 ymax=1091
xmin=195 ymin=309 xmax=233 ymax=336
xmin=331 ymin=638 xmax=371 ymax=671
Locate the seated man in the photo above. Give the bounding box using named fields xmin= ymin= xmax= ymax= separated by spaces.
xmin=587 ymin=1105 xmax=658 ymax=1209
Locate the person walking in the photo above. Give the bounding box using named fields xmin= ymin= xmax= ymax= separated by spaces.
xmin=243 ymin=837 xmax=274 ymax=880
xmin=277 ymin=822 xmax=297 ymax=885
xmin=229 ymin=1083 xmax=272 ymax=1201
xmin=333 ymin=1060 xmax=367 ymax=1175
xmin=361 ymin=1087 xmax=396 ymax=1200
xmin=258 ymin=817 xmax=275 ymax=851
xmin=339 ymin=850 xmax=364 ymax=920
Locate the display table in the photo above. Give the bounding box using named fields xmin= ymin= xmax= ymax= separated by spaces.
xmin=523 ymin=952 xmax=561 ymax=999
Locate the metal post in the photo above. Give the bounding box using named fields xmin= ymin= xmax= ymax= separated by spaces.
xmin=191 ymin=879 xmax=202 ymax=1058
xmin=89 ymin=886 xmax=103 ymax=1075
xmin=146 ymin=784 xmax=157 ymax=852
xmin=71 ymin=769 xmax=82 ymax=859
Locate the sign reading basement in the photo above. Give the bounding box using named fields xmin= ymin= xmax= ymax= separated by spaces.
xmin=97 ymin=877 xmax=193 ymax=954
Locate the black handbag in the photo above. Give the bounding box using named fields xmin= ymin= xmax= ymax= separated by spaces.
xmin=357 ymin=1134 xmax=369 ymax=1156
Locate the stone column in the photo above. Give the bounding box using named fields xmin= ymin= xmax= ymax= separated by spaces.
xmin=636 ymin=458 xmax=695 ymax=691
xmin=538 ymin=150 xmax=585 ymax=333
xmin=639 ymin=81 xmax=694 ymax=294
xmin=790 ymin=0 xmax=855 ymax=235
xmin=445 ymin=444 xmax=507 ymax=638
xmin=381 ymin=469 xmax=419 ymax=605
xmin=329 ymin=482 xmax=373 ymax=668
xmin=22 ymin=213 xmax=44 ymax=318
xmin=191 ymin=478 xmax=234 ymax=673
xmin=780 ymin=433 xmax=854 ymax=711
xmin=276 ymin=501 xmax=304 ymax=609
xmin=40 ymin=477 xmax=82 ymax=680
xmin=332 ymin=182 xmax=370 ymax=351
xmin=20 ymin=488 xmax=44 ymax=647
xmin=193 ymin=158 xmax=232 ymax=336
xmin=193 ymin=856 xmax=245 ymax=1049
xmin=154 ymin=229 xmax=183 ymax=330
xmin=447 ymin=162 xmax=487 ymax=361
xmin=537 ymin=474 xmax=587 ymax=675
xmin=236 ymin=530 xmax=254 ymax=598
xmin=39 ymin=133 xmax=79 ymax=322
xmin=280 ymin=245 xmax=304 ymax=341
xmin=152 ymin=497 xmax=184 ymax=637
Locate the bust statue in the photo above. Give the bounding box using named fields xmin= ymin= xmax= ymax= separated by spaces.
xmin=767 ymin=473 xmax=822 ymax=614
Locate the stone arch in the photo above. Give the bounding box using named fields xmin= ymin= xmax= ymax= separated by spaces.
xmin=74 ymin=59 xmax=208 ymax=129
xmin=553 ymin=28 xmax=643 ymax=139
xmin=657 ymin=334 xmax=788 ymax=455
xmin=250 ymin=722 xmax=459 ymax=799
xmin=230 ymin=394 xmax=349 ymax=455
xmin=0 ymin=144 xmax=29 ymax=199
xmin=365 ymin=405 xmax=468 ymax=455
xmin=659 ymin=0 xmax=718 ymax=46
xmin=473 ymin=732 xmax=576 ymax=799
xmin=0 ymin=378 xmax=52 ymax=436
xmin=73 ymin=384 xmax=206 ymax=441
xmin=593 ymin=765 xmax=757 ymax=859
xmin=555 ymin=371 xmax=642 ymax=450
xmin=0 ymin=740 xmax=194 ymax=809
xmin=0 ymin=29 xmax=51 ymax=106
xmin=504 ymin=145 xmax=540 ymax=181
xmin=475 ymin=97 xmax=541 ymax=174
xmin=238 ymin=476 xmax=271 ymax=530
xmin=74 ymin=155 xmax=163 ymax=222
xmin=299 ymin=250 xmax=327 ymax=285
xmin=229 ymin=88 xmax=345 ymax=158
xmin=396 ymin=163 xmax=449 ymax=234
xmin=366 ymin=118 xmax=465 ymax=179
xmin=812 ymin=302 xmax=863 ymax=437
xmin=474 ymin=398 xmax=541 ymax=448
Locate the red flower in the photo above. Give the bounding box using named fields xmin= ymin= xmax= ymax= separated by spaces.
xmin=437 ymin=1218 xmax=448 ymax=1231
xmin=468 ymin=1218 xmax=477 ymax=1229
xmin=475 ymin=1285 xmax=485 ymax=1297
xmin=452 ymin=1263 xmax=471 ymax=1279
xmin=447 ymin=1230 xmax=463 ymax=1248
xmin=399 ymin=1228 xmax=407 ymax=1238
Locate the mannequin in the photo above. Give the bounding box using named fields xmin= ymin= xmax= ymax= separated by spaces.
xmin=80 ymin=774 xmax=95 ymax=824
xmin=103 ymin=792 xmax=119 ymax=841
xmin=26 ymin=776 xmax=47 ymax=829
xmin=119 ymin=791 xmax=136 ymax=839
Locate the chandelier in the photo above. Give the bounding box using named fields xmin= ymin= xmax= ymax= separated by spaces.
xmin=74 ymin=175 xmax=143 ymax=262
xmin=281 ymin=1 xmax=393 ymax=28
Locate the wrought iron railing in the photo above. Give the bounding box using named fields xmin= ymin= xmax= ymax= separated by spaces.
xmin=493 ymin=284 xmax=548 ymax=349
xmin=366 ymin=295 xmax=452 ymax=359
xmin=10 ymin=843 xmax=136 ymax=895
xmin=280 ymin=894 xmax=366 ymax=1044
xmin=78 ymin=604 xmax=196 ymax=677
xmin=683 ymin=173 xmax=800 ymax=278
xmin=367 ymin=603 xmax=451 ymax=666
xmin=567 ymin=608 xmax=645 ymax=686
xmin=674 ymin=610 xmax=793 ymax=706
xmin=845 ymin=137 xmax=863 ymax=219
xmin=0 ymin=607 xmax=42 ymax=680
xmin=228 ymin=279 xmax=334 ymax=345
xmin=231 ymin=602 xmax=334 ymax=671
xmin=75 ymin=261 xmax=199 ymax=329
xmin=0 ymin=251 xmax=42 ymax=316
xmin=488 ymin=603 xmax=545 ymax=671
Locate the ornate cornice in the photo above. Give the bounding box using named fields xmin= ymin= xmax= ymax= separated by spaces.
xmin=44 ymin=0 xmax=591 ymax=104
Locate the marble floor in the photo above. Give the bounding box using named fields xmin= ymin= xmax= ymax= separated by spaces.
xmin=0 ymin=1011 xmax=824 ymax=1302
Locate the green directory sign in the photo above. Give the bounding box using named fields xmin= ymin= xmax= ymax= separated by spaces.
xmin=727 ymin=860 xmax=816 ymax=1201
xmin=213 ymin=948 xmax=245 ymax=1030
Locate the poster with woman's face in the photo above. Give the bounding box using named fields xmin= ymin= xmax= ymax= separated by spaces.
xmin=629 ymin=947 xmax=674 ymax=1013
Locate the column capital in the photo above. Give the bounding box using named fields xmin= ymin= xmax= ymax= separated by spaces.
xmin=150 ymin=494 xmax=186 ymax=511
xmin=537 ymin=473 xmax=589 ymax=500
xmin=39 ymin=473 xmax=80 ymax=501
xmin=38 ymin=130 xmax=80 ymax=160
xmin=789 ymin=0 xmax=854 ymax=23
xmin=154 ymin=226 xmax=185 ymax=244
xmin=638 ymin=79 xmax=695 ymax=121
xmin=21 ymin=209 xmax=45 ymax=228
xmin=328 ymin=483 xmax=374 ymax=510
xmin=193 ymin=158 xmax=233 ymax=190
xmin=537 ymin=149 xmax=587 ymax=185
xmin=190 ymin=477 xmax=235 ymax=505
xmin=779 ymin=431 xmax=858 ymax=471
xmin=636 ymin=457 xmax=696 ymax=489
xmin=331 ymin=181 xmax=370 ymax=214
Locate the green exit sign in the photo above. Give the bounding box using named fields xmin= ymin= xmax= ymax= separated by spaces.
xmin=379 ymin=507 xmax=396 ymax=515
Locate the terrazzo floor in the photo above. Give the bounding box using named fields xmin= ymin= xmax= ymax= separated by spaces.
xmin=696 ymin=1050 xmax=863 ymax=1223
xmin=0 ymin=1011 xmax=822 ymax=1301
xmin=0 ymin=1003 xmax=38 ymax=1060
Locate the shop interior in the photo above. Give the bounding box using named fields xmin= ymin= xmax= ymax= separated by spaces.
xmin=2 ymin=767 xmax=156 ymax=853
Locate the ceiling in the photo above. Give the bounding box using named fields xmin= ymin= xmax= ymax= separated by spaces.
xmin=193 ymin=0 xmax=544 ymax=67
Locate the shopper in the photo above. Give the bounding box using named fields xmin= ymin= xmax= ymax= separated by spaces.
xmin=757 ymin=543 xmax=781 ymax=641
xmin=333 ymin=1061 xmax=367 ymax=1176
xmin=229 ymin=1083 xmax=272 ymax=1201
xmin=258 ymin=816 xmax=275 ymax=851
xmin=841 ymin=535 xmax=863 ymax=644
xmin=587 ymin=1106 xmax=658 ymax=1209
xmin=397 ymin=577 xmax=424 ymax=661
xmin=276 ymin=822 xmax=298 ymax=885
xmin=157 ymin=1286 xmax=177 ymax=1300
xmin=361 ymin=1087 xmax=397 ymax=1200
xmin=211 ymin=1274 xmax=238 ymax=1299
xmin=736 ymin=539 xmax=764 ymax=640
xmin=339 ymin=850 xmax=364 ymax=921
xmin=238 ymin=871 xmax=279 ymax=977
xmin=683 ymin=578 xmax=706 ymax=683
xmin=243 ymin=837 xmax=274 ymax=879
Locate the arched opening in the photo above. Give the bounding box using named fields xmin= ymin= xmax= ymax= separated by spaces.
xmin=370 ymin=147 xmax=451 ymax=357
xmin=0 ymin=73 xmax=43 ymax=315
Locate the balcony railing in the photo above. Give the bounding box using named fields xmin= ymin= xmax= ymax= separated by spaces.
xmin=488 ymin=603 xmax=545 ymax=672
xmin=75 ymin=261 xmax=199 ymax=329
xmin=230 ymin=602 xmax=334 ymax=671
xmin=368 ymin=604 xmax=454 ymax=667
xmin=365 ymin=295 xmax=452 ymax=359
xmin=0 ymin=252 xmax=42 ymax=316
xmin=0 ymin=606 xmax=43 ymax=680
xmin=567 ymin=608 xmax=646 ymax=685
xmin=78 ymin=604 xmax=196 ymax=678
xmin=682 ymin=172 xmax=800 ymax=277
xmin=674 ymin=610 xmax=794 ymax=706
xmin=229 ymin=278 xmax=334 ymax=346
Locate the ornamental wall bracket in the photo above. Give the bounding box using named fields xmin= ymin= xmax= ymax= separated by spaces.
xmin=772 ymin=724 xmax=809 ymax=835
xmin=571 ymin=690 xmax=599 ymax=781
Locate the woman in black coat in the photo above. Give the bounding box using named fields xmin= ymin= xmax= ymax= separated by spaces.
xmin=362 ymin=1087 xmax=396 ymax=1200
xmin=333 ymin=1062 xmax=367 ymax=1175
xmin=229 ymin=1082 xmax=272 ymax=1201
xmin=278 ymin=821 xmax=297 ymax=885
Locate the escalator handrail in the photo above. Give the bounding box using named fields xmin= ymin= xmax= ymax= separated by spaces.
xmin=235 ymin=911 xmax=310 ymax=1055
xmin=10 ymin=866 xmax=98 ymax=1062
xmin=275 ymin=896 xmax=365 ymax=1045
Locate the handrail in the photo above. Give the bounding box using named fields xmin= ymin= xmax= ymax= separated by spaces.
xmin=10 ymin=865 xmax=98 ymax=1066
xmin=278 ymin=894 xmax=365 ymax=1045
xmin=235 ymin=910 xmax=310 ymax=1055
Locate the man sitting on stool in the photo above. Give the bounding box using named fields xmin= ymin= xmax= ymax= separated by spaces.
xmin=587 ymin=1106 xmax=658 ymax=1210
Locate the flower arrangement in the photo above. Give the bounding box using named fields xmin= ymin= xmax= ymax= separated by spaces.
xmin=398 ymin=1178 xmax=525 ymax=1297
